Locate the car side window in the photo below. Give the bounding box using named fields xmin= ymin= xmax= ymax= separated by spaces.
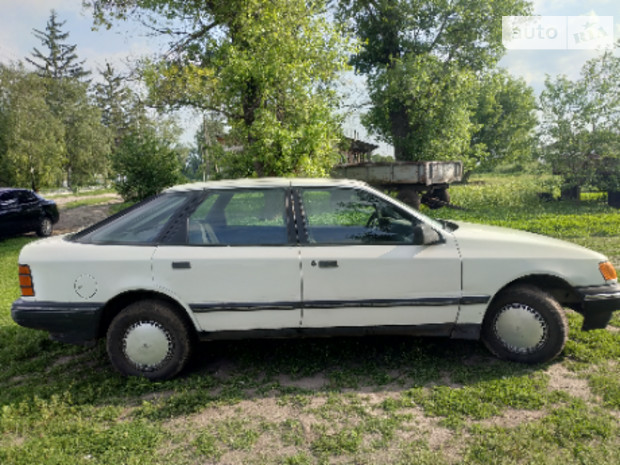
xmin=0 ymin=192 xmax=17 ymax=207
xmin=17 ymin=191 xmax=36 ymax=203
xmin=299 ymin=188 xmax=421 ymax=245
xmin=79 ymin=194 xmax=187 ymax=244
xmin=188 ymin=189 xmax=289 ymax=245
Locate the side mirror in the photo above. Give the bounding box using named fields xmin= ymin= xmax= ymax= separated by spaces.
xmin=421 ymin=223 xmax=443 ymax=245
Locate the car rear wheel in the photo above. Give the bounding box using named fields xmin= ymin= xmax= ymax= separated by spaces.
xmin=481 ymin=284 xmax=568 ymax=364
xmin=36 ymin=216 xmax=53 ymax=237
xmin=107 ymin=300 xmax=194 ymax=380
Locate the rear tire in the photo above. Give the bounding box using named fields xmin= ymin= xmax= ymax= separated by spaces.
xmin=481 ymin=285 xmax=568 ymax=364
xmin=107 ymin=300 xmax=194 ymax=380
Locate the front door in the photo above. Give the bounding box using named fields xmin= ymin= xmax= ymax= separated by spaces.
xmin=296 ymin=186 xmax=461 ymax=333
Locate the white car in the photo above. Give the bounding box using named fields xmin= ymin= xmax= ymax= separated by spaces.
xmin=11 ymin=178 xmax=620 ymax=380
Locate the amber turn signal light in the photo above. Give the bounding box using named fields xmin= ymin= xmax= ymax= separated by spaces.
xmin=18 ymin=264 xmax=35 ymax=297
xmin=599 ymin=261 xmax=617 ymax=281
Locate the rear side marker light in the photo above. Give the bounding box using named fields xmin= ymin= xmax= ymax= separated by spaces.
xmin=19 ymin=264 xmax=35 ymax=297
xmin=599 ymin=261 xmax=617 ymax=281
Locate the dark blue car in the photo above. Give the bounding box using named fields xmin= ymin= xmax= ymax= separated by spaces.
xmin=0 ymin=188 xmax=59 ymax=238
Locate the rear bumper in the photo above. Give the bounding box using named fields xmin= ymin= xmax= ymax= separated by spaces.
xmin=11 ymin=298 xmax=103 ymax=345
xmin=576 ymin=284 xmax=620 ymax=330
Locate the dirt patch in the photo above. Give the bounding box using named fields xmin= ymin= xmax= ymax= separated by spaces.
xmin=545 ymin=363 xmax=593 ymax=400
xmin=53 ymin=198 xmax=122 ymax=235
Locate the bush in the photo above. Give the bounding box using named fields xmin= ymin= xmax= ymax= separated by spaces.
xmin=112 ymin=130 xmax=184 ymax=202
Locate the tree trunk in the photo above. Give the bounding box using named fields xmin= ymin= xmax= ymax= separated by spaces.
xmin=390 ymin=104 xmax=410 ymax=161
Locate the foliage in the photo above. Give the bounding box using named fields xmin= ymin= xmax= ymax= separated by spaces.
xmin=0 ymin=65 xmax=65 ymax=189
xmin=88 ymin=0 xmax=352 ymax=178
xmin=540 ymin=50 xmax=620 ymax=195
xmin=112 ymin=128 xmax=184 ymax=201
xmin=470 ymin=69 xmax=538 ymax=172
xmin=362 ymin=54 xmax=478 ymax=164
xmin=93 ymin=62 xmax=135 ymax=149
xmin=61 ymin=80 xmax=112 ymax=188
xmin=338 ymin=0 xmax=532 ymax=164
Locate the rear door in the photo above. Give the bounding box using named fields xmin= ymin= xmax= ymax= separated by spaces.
xmin=295 ymin=186 xmax=461 ymax=333
xmin=152 ymin=187 xmax=302 ymax=333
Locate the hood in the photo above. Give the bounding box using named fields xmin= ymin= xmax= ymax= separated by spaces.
xmin=450 ymin=221 xmax=606 ymax=261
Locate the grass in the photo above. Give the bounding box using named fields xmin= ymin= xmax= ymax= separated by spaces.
xmin=1 ymin=173 xmax=619 ymax=464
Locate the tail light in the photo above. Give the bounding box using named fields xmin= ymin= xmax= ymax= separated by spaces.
xmin=19 ymin=264 xmax=35 ymax=297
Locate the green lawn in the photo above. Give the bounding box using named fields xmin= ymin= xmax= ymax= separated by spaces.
xmin=1 ymin=174 xmax=619 ymax=464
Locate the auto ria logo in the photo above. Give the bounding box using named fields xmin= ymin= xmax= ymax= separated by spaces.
xmin=502 ymin=15 xmax=614 ymax=50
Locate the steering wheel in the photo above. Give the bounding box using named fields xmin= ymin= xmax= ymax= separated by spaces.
xmin=366 ymin=204 xmax=386 ymax=229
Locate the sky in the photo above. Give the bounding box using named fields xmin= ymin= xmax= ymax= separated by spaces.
xmin=0 ymin=0 xmax=618 ymax=154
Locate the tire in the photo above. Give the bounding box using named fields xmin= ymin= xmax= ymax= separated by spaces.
xmin=481 ymin=285 xmax=568 ymax=364
xmin=36 ymin=216 xmax=53 ymax=237
xmin=396 ymin=187 xmax=421 ymax=210
xmin=106 ymin=300 xmax=194 ymax=380
xmin=433 ymin=187 xmax=450 ymax=204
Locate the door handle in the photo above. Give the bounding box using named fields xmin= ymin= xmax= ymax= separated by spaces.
xmin=313 ymin=260 xmax=338 ymax=268
xmin=172 ymin=261 xmax=191 ymax=269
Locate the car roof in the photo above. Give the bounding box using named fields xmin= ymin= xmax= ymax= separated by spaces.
xmin=165 ymin=177 xmax=369 ymax=192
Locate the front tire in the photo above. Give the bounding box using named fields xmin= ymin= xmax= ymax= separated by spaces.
xmin=481 ymin=285 xmax=568 ymax=364
xmin=36 ymin=216 xmax=53 ymax=237
xmin=107 ymin=300 xmax=194 ymax=380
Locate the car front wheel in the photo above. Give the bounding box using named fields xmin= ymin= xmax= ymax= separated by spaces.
xmin=481 ymin=284 xmax=568 ymax=364
xmin=36 ymin=216 xmax=53 ymax=237
xmin=107 ymin=300 xmax=194 ymax=380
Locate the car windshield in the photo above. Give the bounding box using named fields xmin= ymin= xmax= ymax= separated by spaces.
xmin=74 ymin=194 xmax=187 ymax=244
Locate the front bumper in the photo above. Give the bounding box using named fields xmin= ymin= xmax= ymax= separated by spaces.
xmin=576 ymin=284 xmax=620 ymax=330
xmin=11 ymin=299 xmax=104 ymax=345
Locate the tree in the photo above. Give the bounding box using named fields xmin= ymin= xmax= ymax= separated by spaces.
xmin=87 ymin=0 xmax=352 ymax=177
xmin=470 ymin=69 xmax=538 ymax=172
xmin=338 ymin=0 xmax=531 ymax=164
xmin=26 ymin=11 xmax=109 ymax=189
xmin=94 ymin=62 xmax=133 ymax=148
xmin=0 ymin=65 xmax=65 ymax=189
xmin=26 ymin=10 xmax=90 ymax=81
xmin=539 ymin=50 xmax=620 ymax=201
xmin=112 ymin=127 xmax=184 ymax=201
xmin=64 ymin=84 xmax=112 ymax=187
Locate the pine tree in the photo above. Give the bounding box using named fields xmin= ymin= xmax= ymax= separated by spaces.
xmin=94 ymin=62 xmax=133 ymax=147
xmin=26 ymin=10 xmax=90 ymax=81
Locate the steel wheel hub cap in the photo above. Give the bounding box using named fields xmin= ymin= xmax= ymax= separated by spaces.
xmin=42 ymin=219 xmax=51 ymax=235
xmin=494 ymin=303 xmax=548 ymax=353
xmin=123 ymin=320 xmax=172 ymax=371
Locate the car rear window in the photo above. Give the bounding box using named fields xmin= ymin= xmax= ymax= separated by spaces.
xmin=75 ymin=194 xmax=187 ymax=244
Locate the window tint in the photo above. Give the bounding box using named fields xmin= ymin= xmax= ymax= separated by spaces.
xmin=300 ymin=188 xmax=421 ymax=245
xmin=78 ymin=194 xmax=186 ymax=244
xmin=0 ymin=192 xmax=17 ymax=205
xmin=188 ymin=189 xmax=288 ymax=245
xmin=17 ymin=191 xmax=37 ymax=203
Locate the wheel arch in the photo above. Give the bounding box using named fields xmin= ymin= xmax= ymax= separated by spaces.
xmin=97 ymin=290 xmax=197 ymax=339
xmin=488 ymin=274 xmax=580 ymax=313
